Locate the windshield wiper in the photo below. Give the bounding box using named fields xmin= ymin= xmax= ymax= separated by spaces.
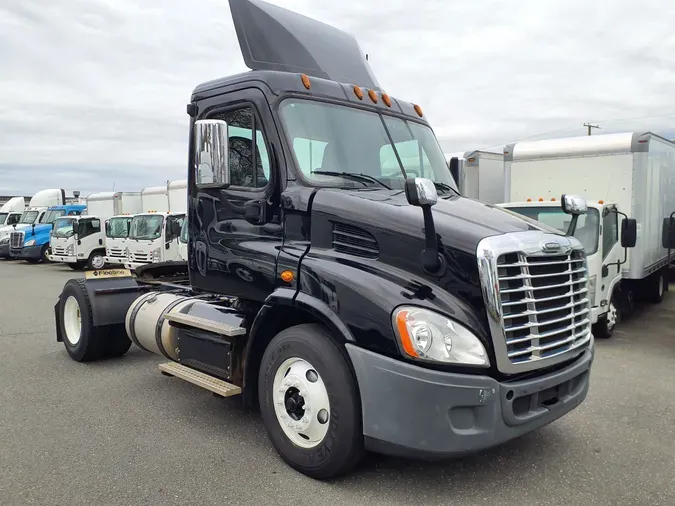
xmin=311 ymin=171 xmax=391 ymax=190
xmin=433 ymin=182 xmax=459 ymax=196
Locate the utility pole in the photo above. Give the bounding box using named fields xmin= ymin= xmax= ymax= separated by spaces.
xmin=583 ymin=123 xmax=600 ymax=136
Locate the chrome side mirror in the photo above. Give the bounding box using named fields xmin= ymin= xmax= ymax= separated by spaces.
xmin=561 ymin=194 xmax=587 ymax=216
xmin=194 ymin=119 xmax=229 ymax=187
xmin=405 ymin=178 xmax=438 ymax=207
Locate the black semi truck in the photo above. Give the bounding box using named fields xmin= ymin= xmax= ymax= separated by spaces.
xmin=54 ymin=0 xmax=595 ymax=479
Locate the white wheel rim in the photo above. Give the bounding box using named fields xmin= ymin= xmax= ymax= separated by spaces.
xmin=92 ymin=255 xmax=105 ymax=269
xmin=63 ymin=296 xmax=82 ymax=345
xmin=272 ymin=357 xmax=330 ymax=449
xmin=236 ymin=267 xmax=253 ymax=282
xmin=607 ymin=302 xmax=617 ymax=329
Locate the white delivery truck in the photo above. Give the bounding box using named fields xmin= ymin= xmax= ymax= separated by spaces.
xmin=0 ymin=197 xmax=25 ymax=228
xmin=49 ymin=192 xmax=143 ymax=269
xmin=168 ymin=179 xmax=187 ymax=213
xmin=498 ymin=131 xmax=675 ymax=338
xmin=446 ymin=150 xmax=505 ymax=204
xmin=0 ymin=189 xmax=65 ymax=259
xmin=124 ymin=182 xmax=187 ymax=270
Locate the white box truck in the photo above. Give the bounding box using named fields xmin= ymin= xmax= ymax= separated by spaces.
xmin=498 ymin=132 xmax=675 ymax=338
xmin=445 ymin=151 xmax=505 ymax=204
xmin=49 ymin=192 xmax=142 ymax=269
xmin=125 ymin=182 xmax=187 ymax=270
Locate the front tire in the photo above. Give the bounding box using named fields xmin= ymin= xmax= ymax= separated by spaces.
xmin=88 ymin=251 xmax=106 ymax=270
xmin=592 ymin=299 xmax=618 ymax=339
xmin=258 ymin=324 xmax=364 ymax=480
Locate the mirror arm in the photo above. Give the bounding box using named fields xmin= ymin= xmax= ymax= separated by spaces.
xmin=420 ymin=205 xmax=443 ymax=274
xmin=606 ymin=209 xmax=631 ymax=273
xmin=566 ymin=215 xmax=579 ymax=236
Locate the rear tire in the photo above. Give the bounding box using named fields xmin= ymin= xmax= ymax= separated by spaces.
xmin=58 ymin=279 xmax=107 ymax=362
xmin=41 ymin=244 xmax=51 ymax=263
xmin=646 ymin=271 xmax=666 ymax=304
xmin=103 ymin=325 xmax=132 ymax=358
xmin=258 ymin=323 xmax=364 ymax=480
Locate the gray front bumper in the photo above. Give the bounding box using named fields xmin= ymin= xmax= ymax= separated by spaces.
xmin=346 ymin=344 xmax=593 ymax=459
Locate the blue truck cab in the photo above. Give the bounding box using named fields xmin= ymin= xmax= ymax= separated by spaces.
xmin=10 ymin=204 xmax=86 ymax=263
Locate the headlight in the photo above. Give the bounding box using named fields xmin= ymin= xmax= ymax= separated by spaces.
xmin=0 ymin=237 xmax=8 ymax=245
xmin=392 ymin=306 xmax=489 ymax=366
xmin=587 ymin=275 xmax=596 ymax=306
xmin=151 ymin=247 xmax=161 ymax=260
xmin=25 ymin=239 xmax=36 ymax=246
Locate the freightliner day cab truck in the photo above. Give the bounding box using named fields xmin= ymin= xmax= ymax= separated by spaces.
xmin=0 ymin=189 xmax=67 ymax=260
xmin=124 ymin=182 xmax=186 ymax=270
xmin=498 ymin=132 xmax=675 ymax=338
xmin=0 ymin=197 xmax=25 ymax=229
xmin=49 ymin=192 xmax=143 ymax=270
xmin=10 ymin=203 xmax=87 ymax=263
xmin=54 ymin=0 xmax=596 ymax=479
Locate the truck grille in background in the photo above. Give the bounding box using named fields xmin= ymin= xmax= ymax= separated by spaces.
xmin=497 ymin=250 xmax=591 ymax=364
xmin=107 ymin=247 xmax=126 ymax=258
xmin=10 ymin=232 xmax=24 ymax=249
xmin=53 ymin=246 xmax=68 ymax=256
xmin=131 ymin=251 xmax=150 ymax=263
xmin=332 ymin=222 xmax=379 ymax=258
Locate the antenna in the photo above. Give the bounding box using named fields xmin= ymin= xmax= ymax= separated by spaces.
xmin=583 ymin=123 xmax=601 ymax=136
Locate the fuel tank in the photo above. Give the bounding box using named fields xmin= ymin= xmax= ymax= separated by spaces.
xmin=125 ymin=292 xmax=199 ymax=360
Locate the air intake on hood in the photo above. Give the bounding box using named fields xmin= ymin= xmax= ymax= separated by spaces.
xmin=332 ymin=222 xmax=379 ymax=259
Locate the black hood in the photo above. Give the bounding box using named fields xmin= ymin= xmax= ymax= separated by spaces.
xmin=311 ymin=188 xmax=541 ymax=255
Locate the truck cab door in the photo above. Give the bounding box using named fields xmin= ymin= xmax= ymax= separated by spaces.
xmin=190 ymin=87 xmax=283 ymax=301
xmin=598 ymin=206 xmax=623 ymax=307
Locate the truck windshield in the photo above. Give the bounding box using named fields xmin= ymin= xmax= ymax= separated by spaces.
xmin=278 ymin=99 xmax=458 ymax=194
xmin=19 ymin=211 xmax=40 ymax=224
xmin=129 ymin=215 xmax=164 ymax=240
xmin=180 ymin=219 xmax=188 ymax=244
xmin=43 ymin=209 xmax=66 ymax=224
xmin=0 ymin=213 xmax=7 ymax=226
xmin=107 ymin=217 xmax=130 ymax=239
xmin=53 ymin=218 xmax=75 ymax=238
xmin=506 ymin=206 xmax=600 ymax=255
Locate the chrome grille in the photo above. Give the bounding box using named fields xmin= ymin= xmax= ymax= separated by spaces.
xmin=10 ymin=231 xmax=24 ymax=249
xmin=53 ymin=246 xmax=68 ymax=256
xmin=497 ymin=250 xmax=591 ymax=364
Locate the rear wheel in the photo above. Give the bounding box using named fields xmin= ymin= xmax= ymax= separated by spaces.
xmin=258 ymin=324 xmax=364 ymax=480
xmin=41 ymin=245 xmax=51 ymax=263
xmin=646 ymin=271 xmax=666 ymax=304
xmin=58 ymin=279 xmax=106 ymax=362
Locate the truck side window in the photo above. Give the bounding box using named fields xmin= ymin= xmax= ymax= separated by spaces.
xmin=8 ymin=214 xmax=19 ymax=226
xmin=209 ymin=107 xmax=271 ymax=188
xmin=78 ymin=219 xmax=100 ymax=239
xmin=603 ymin=210 xmax=619 ymax=259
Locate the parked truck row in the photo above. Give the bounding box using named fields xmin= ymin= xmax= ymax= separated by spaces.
xmin=0 ymin=180 xmax=188 ymax=271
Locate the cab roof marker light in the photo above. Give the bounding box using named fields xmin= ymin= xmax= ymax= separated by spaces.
xmin=368 ymin=89 xmax=378 ymax=103
xmin=301 ymin=74 xmax=311 ymax=90
xmin=382 ymin=93 xmax=392 ymax=107
xmin=598 ymin=199 xmax=604 ymax=204
xmin=353 ymin=85 xmax=364 ymax=100
xmin=413 ymin=104 xmax=423 ymax=117
xmin=538 ymin=198 xmax=544 ymax=202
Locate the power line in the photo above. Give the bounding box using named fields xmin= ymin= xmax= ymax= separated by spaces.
xmin=583 ymin=123 xmax=601 ymax=136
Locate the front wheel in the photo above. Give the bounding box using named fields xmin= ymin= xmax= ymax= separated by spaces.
xmin=593 ymin=300 xmax=619 ymax=339
xmin=258 ymin=324 xmax=364 ymax=480
xmin=88 ymin=251 xmax=106 ymax=270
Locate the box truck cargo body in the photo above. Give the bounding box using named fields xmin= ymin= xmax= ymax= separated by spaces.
xmin=445 ymin=151 xmax=504 ymax=204
xmin=500 ymin=132 xmax=675 ymax=337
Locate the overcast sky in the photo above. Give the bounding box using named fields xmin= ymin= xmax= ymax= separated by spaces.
xmin=1 ymin=0 xmax=675 ymax=196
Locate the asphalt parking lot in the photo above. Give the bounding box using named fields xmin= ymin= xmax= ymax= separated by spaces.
xmin=0 ymin=260 xmax=674 ymax=506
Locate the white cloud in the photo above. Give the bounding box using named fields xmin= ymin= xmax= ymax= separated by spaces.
xmin=1 ymin=0 xmax=675 ymax=195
